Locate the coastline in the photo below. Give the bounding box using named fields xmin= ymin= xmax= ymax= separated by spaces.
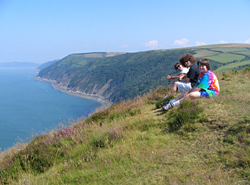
xmin=33 ymin=77 xmax=113 ymax=108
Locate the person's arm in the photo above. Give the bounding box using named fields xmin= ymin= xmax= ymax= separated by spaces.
xmin=176 ymin=73 xmax=186 ymax=80
xmin=180 ymin=75 xmax=190 ymax=83
xmin=167 ymin=73 xmax=187 ymax=81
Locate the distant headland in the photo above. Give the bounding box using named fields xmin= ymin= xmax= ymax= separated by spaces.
xmin=0 ymin=62 xmax=38 ymax=68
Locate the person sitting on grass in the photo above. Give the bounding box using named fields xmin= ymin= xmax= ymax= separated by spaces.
xmin=162 ymin=58 xmax=220 ymax=111
xmin=162 ymin=53 xmax=199 ymax=101
xmin=164 ymin=62 xmax=189 ymax=98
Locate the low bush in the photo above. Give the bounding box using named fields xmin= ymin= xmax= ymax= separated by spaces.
xmin=154 ymin=94 xmax=175 ymax=109
xmin=91 ymin=131 xmax=122 ymax=149
xmin=167 ymin=100 xmax=203 ymax=132
xmin=244 ymin=66 xmax=250 ymax=72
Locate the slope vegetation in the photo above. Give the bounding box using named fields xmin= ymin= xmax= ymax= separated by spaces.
xmin=1 ymin=67 xmax=250 ymax=184
xmin=37 ymin=44 xmax=250 ymax=103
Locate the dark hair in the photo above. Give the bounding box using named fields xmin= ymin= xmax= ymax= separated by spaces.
xmin=179 ymin=53 xmax=196 ymax=66
xmin=197 ymin=58 xmax=210 ymax=70
xmin=174 ymin=62 xmax=181 ymax=70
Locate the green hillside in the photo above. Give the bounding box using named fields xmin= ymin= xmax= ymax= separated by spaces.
xmin=37 ymin=44 xmax=250 ymax=103
xmin=1 ymin=67 xmax=250 ymax=184
xmin=36 ymin=60 xmax=60 ymax=70
xmin=192 ymin=44 xmax=250 ymax=72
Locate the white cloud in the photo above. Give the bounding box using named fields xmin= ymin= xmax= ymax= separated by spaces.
xmin=144 ymin=40 xmax=158 ymax=47
xmin=245 ymin=38 xmax=250 ymax=43
xmin=121 ymin=44 xmax=129 ymax=48
xmin=173 ymin=38 xmax=189 ymax=46
xmin=219 ymin=40 xmax=228 ymax=44
xmin=195 ymin=41 xmax=206 ymax=46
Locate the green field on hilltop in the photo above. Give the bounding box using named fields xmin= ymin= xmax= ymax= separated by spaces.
xmin=209 ymin=47 xmax=250 ymax=53
xmin=234 ymin=50 xmax=250 ymax=56
xmin=205 ymin=53 xmax=246 ymax=63
xmin=215 ymin=60 xmax=250 ymax=72
xmin=194 ymin=45 xmax=250 ymax=67
xmin=193 ymin=50 xmax=220 ymax=58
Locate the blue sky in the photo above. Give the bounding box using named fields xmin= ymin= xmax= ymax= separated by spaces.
xmin=0 ymin=0 xmax=250 ymax=64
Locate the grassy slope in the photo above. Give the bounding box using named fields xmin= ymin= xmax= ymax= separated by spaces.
xmin=1 ymin=68 xmax=250 ymax=184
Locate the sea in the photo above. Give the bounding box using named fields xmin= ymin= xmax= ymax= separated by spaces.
xmin=0 ymin=67 xmax=102 ymax=151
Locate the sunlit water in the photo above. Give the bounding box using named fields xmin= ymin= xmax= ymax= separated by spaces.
xmin=0 ymin=67 xmax=101 ymax=151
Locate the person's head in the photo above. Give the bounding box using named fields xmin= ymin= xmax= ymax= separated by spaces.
xmin=197 ymin=58 xmax=210 ymax=73
xmin=174 ymin=62 xmax=183 ymax=71
xmin=179 ymin=53 xmax=196 ymax=67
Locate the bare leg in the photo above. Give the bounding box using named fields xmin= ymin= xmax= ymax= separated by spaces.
xmin=162 ymin=89 xmax=201 ymax=111
xmin=167 ymin=81 xmax=178 ymax=96
xmin=174 ymin=91 xmax=186 ymax=101
xmin=179 ymin=90 xmax=201 ymax=103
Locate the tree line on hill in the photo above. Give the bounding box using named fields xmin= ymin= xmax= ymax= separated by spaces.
xmin=37 ymin=49 xmax=223 ymax=102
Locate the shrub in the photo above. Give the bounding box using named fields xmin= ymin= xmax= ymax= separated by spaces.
xmin=167 ymin=100 xmax=203 ymax=132
xmin=244 ymin=66 xmax=250 ymax=72
xmin=221 ymin=72 xmax=230 ymax=80
xmin=91 ymin=131 xmax=122 ymax=149
xmin=86 ymin=109 xmax=110 ymax=124
xmin=155 ymin=94 xmax=175 ymax=109
xmin=145 ymin=87 xmax=170 ymax=105
xmin=232 ymin=69 xmax=238 ymax=74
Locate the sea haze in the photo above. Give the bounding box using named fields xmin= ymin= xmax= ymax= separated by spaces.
xmin=0 ymin=67 xmax=101 ymax=151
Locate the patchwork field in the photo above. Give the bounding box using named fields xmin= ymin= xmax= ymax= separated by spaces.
xmin=234 ymin=50 xmax=250 ymax=56
xmin=209 ymin=47 xmax=249 ymax=53
xmin=192 ymin=44 xmax=250 ymax=71
xmin=215 ymin=60 xmax=250 ymax=72
xmin=205 ymin=53 xmax=246 ymax=63
xmin=193 ymin=50 xmax=219 ymax=58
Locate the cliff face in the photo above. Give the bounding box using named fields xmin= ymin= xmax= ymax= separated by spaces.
xmin=37 ymin=50 xmax=190 ymax=102
xmin=37 ymin=52 xmax=126 ymax=101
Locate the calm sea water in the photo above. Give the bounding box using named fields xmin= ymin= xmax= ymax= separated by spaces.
xmin=0 ymin=67 xmax=101 ymax=151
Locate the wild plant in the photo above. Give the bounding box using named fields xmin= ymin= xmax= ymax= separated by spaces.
xmin=221 ymin=72 xmax=230 ymax=80
xmin=232 ymin=69 xmax=238 ymax=74
xmin=144 ymin=87 xmax=170 ymax=105
xmin=244 ymin=66 xmax=250 ymax=72
xmin=167 ymin=100 xmax=203 ymax=132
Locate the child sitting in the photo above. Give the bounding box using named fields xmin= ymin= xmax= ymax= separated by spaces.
xmin=162 ymin=58 xmax=220 ymax=111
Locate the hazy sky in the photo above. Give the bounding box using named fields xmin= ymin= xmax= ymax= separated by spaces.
xmin=0 ymin=0 xmax=250 ymax=64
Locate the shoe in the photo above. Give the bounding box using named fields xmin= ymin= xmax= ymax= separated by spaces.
xmin=162 ymin=102 xmax=174 ymax=111
xmin=161 ymin=100 xmax=170 ymax=107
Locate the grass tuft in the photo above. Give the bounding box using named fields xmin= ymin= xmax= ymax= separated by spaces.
xmin=166 ymin=100 xmax=203 ymax=132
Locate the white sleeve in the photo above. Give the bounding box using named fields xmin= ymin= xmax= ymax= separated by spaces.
xmin=180 ymin=67 xmax=189 ymax=74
